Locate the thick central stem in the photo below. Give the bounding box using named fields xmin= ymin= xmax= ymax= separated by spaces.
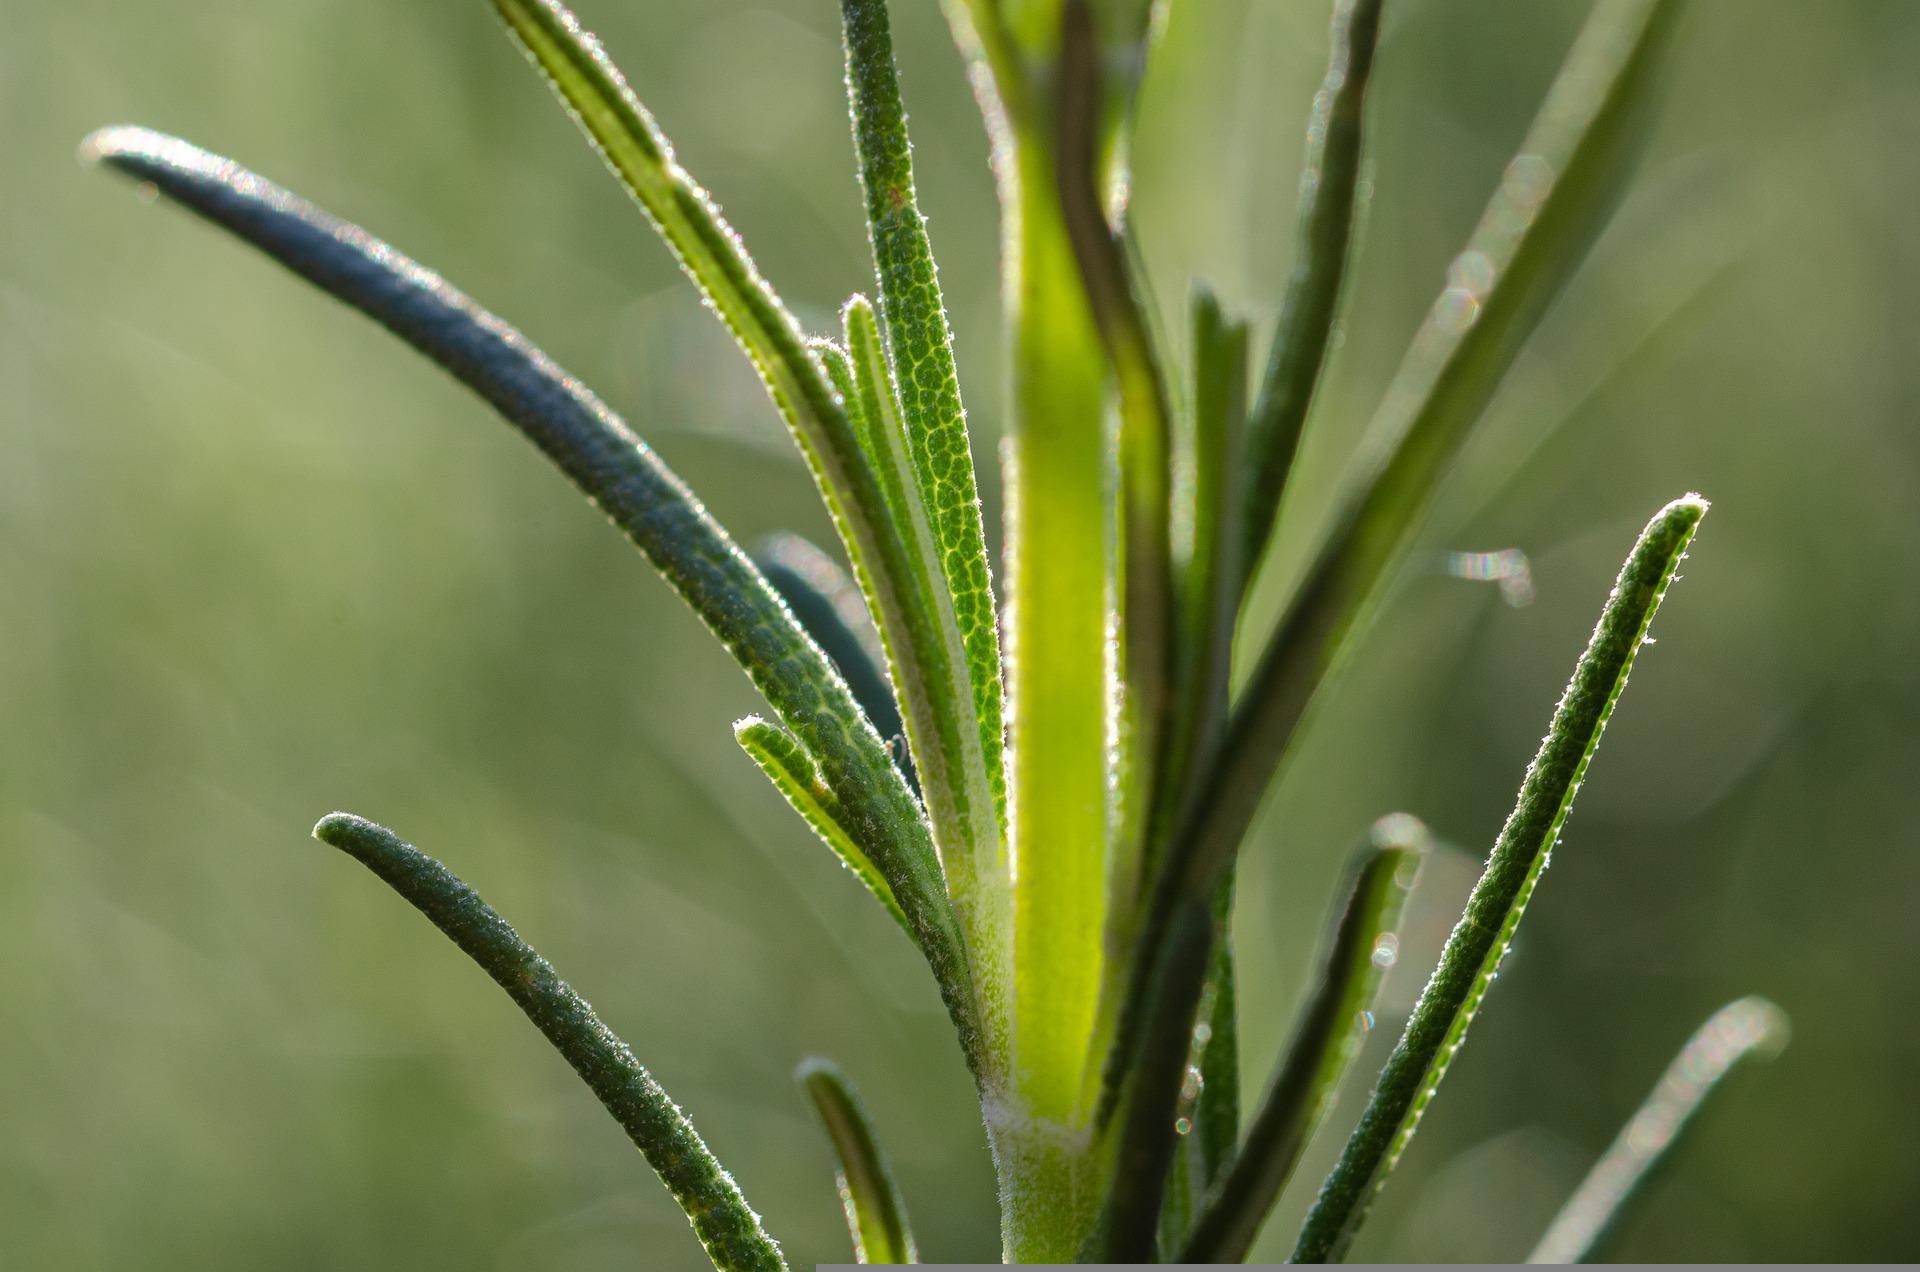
xmin=997 ymin=132 xmax=1115 ymax=1261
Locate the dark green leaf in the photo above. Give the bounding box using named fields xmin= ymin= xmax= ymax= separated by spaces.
xmin=85 ymin=128 xmax=984 ymax=1076
xmin=312 ymin=813 xmax=785 ymax=1272
xmin=1292 ymin=495 xmax=1708 ymax=1262
xmin=1240 ymin=0 xmax=1385 ymax=591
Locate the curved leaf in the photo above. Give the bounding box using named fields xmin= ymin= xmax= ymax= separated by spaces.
xmin=1292 ymin=495 xmax=1708 ymax=1262
xmin=797 ymin=1058 xmax=920 ymax=1264
xmin=1240 ymin=0 xmax=1385 ymax=589
xmin=736 ymin=716 xmax=911 ymax=937
xmin=84 ymin=128 xmax=984 ymax=1075
xmin=1184 ymin=816 xmax=1427 ymax=1264
xmin=1528 ymin=996 xmax=1787 ymax=1264
xmin=312 ymin=813 xmax=785 ymax=1272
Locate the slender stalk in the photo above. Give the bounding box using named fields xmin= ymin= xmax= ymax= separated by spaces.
xmin=1240 ymin=0 xmax=1385 ymax=592
xmin=960 ymin=1 xmax=1171 ymax=1251
xmin=1058 ymin=0 xmax=1176 ymax=892
xmin=993 ymin=143 xmax=1114 ymax=1252
xmin=797 ymin=1059 xmax=921 ymax=1265
xmin=1292 ymin=495 xmax=1708 ymax=1262
xmin=1528 ymin=997 xmax=1787 ymax=1265
xmin=1183 ymin=818 xmax=1426 ymax=1264
xmin=312 ymin=814 xmax=785 ymax=1272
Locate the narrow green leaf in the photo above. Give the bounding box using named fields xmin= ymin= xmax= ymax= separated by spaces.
xmin=736 ymin=717 xmax=912 ymax=938
xmin=839 ymin=0 xmax=1006 ymax=832
xmin=821 ymin=306 xmax=1014 ymax=1060
xmin=1528 ymin=996 xmax=1788 ymax=1265
xmin=491 ymin=0 xmax=839 ymax=453
xmin=1175 ymin=0 xmax=1689 ymax=941
xmin=1088 ymin=891 xmax=1217 ymax=1261
xmin=1159 ymin=289 xmax=1249 ymax=852
xmin=1291 ymin=495 xmax=1709 ymax=1262
xmin=1081 ymin=294 xmax=1248 ymax=1188
xmin=311 ymin=813 xmax=786 ymax=1272
xmin=797 ymin=1058 xmax=921 ymax=1265
xmin=1195 ymin=883 xmax=1242 ymax=1191
xmin=1240 ymin=0 xmax=1385 ymax=591
xmin=841 ymin=299 xmax=1004 ymax=911
xmin=1183 ymin=817 xmax=1427 ymax=1264
xmin=752 ymin=533 xmax=910 ymax=787
xmin=492 ymin=4 xmax=1012 ymax=1026
xmin=84 ymin=128 xmax=985 ymax=1077
xmin=1155 ymin=878 xmax=1240 ymax=1260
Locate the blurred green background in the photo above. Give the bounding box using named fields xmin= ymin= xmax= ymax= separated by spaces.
xmin=4 ymin=0 xmax=1917 ymax=1265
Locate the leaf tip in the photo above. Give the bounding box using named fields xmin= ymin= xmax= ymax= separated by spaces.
xmin=79 ymin=124 xmax=162 ymax=173
xmin=793 ymin=1055 xmax=840 ymax=1088
xmin=1661 ymin=490 xmax=1710 ymax=525
xmin=312 ymin=811 xmax=388 ymax=859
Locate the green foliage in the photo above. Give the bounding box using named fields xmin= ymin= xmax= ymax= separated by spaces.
xmin=1529 ymin=997 xmax=1789 ymax=1264
xmin=89 ymin=0 xmax=1787 ymax=1264
xmin=1291 ymin=495 xmax=1708 ymax=1262
xmin=312 ymin=813 xmax=786 ymax=1271
xmin=1185 ymin=817 xmax=1426 ymax=1263
xmin=797 ymin=1059 xmax=921 ymax=1265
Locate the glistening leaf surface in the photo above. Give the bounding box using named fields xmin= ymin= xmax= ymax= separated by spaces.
xmin=1292 ymin=495 xmax=1708 ymax=1262
xmin=736 ymin=717 xmax=911 ymax=937
xmin=492 ymin=0 xmax=1011 ymax=925
xmin=85 ymin=127 xmax=981 ymax=1073
xmin=312 ymin=814 xmax=785 ymax=1272
xmin=840 ymin=0 xmax=1006 ymax=833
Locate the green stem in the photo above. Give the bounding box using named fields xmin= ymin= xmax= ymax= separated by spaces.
xmin=995 ymin=132 xmax=1115 ymax=1257
xmin=1292 ymin=495 xmax=1708 ymax=1262
xmin=313 ymin=814 xmax=785 ymax=1272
